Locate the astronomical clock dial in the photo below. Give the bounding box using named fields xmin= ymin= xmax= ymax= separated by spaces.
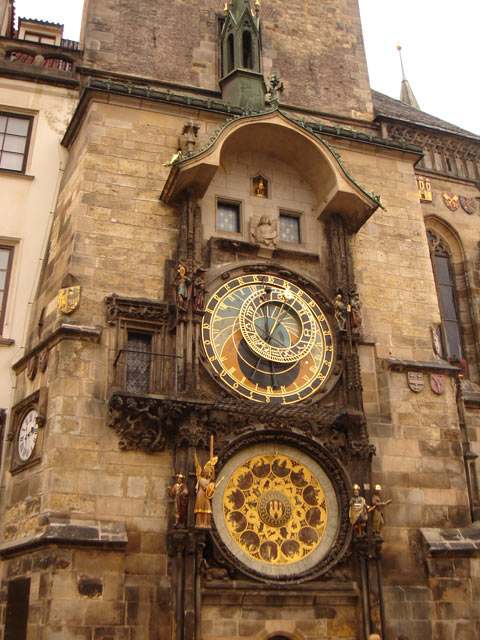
xmin=212 ymin=444 xmax=340 ymax=580
xmin=17 ymin=409 xmax=39 ymax=462
xmin=201 ymin=274 xmax=334 ymax=404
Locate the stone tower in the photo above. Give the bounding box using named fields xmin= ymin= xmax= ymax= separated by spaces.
xmin=1 ymin=1 xmax=479 ymax=640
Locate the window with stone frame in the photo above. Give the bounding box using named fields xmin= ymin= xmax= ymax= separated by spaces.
xmin=107 ymin=295 xmax=174 ymax=396
xmin=279 ymin=211 xmax=301 ymax=244
xmin=216 ymin=200 xmax=241 ymax=233
xmin=427 ymin=230 xmax=463 ymax=360
xmin=0 ymin=113 xmax=33 ymax=172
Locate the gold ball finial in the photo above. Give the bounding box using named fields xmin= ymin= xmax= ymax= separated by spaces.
xmin=255 ymin=0 xmax=261 ymax=7
xmin=397 ymin=44 xmax=402 ymax=51
xmin=224 ymin=3 xmax=228 ymax=13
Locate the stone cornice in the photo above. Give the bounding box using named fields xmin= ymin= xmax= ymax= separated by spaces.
xmin=381 ymin=358 xmax=460 ymax=374
xmin=62 ymin=75 xmax=423 ymax=159
xmin=12 ymin=323 xmax=102 ymax=372
xmin=0 ymin=516 xmax=127 ymax=557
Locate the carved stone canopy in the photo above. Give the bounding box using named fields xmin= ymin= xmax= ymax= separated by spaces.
xmin=160 ymin=111 xmax=380 ymax=232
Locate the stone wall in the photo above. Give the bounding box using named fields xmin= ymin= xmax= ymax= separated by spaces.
xmin=80 ymin=0 xmax=373 ymax=119
xmin=201 ymin=584 xmax=358 ymax=640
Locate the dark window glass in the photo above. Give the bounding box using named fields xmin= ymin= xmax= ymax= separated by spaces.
xmin=217 ymin=201 xmax=240 ymax=232
xmin=5 ymin=577 xmax=30 ymax=640
xmin=126 ymin=333 xmax=152 ymax=393
xmin=242 ymin=30 xmax=253 ymax=69
xmin=227 ymin=34 xmax=234 ymax=73
xmin=428 ymin=232 xmax=463 ymax=360
xmin=279 ymin=214 xmax=300 ymax=243
xmin=0 ymin=246 xmax=14 ymax=334
xmin=0 ymin=113 xmax=32 ymax=172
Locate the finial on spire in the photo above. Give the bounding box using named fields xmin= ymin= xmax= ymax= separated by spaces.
xmin=397 ymin=44 xmax=420 ymax=110
xmin=224 ymin=2 xmax=228 ymax=13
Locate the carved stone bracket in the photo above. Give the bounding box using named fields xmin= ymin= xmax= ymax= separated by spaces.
xmin=108 ymin=393 xmax=190 ymax=452
xmin=105 ymin=294 xmax=169 ymax=324
xmin=350 ymin=440 xmax=376 ymax=459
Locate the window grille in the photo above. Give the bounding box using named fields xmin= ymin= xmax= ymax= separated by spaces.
xmin=126 ymin=333 xmax=152 ymax=394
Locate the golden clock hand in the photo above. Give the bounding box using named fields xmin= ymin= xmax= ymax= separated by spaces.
xmin=265 ymin=301 xmax=287 ymax=343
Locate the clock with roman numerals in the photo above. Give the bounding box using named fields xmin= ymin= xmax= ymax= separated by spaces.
xmin=17 ymin=409 xmax=39 ymax=461
xmin=201 ymin=274 xmax=334 ymax=404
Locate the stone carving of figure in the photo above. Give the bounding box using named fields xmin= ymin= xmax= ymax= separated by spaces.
xmin=170 ymin=473 xmax=189 ymax=528
xmin=251 ymin=215 xmax=278 ymax=248
xmin=174 ymin=265 xmax=191 ymax=312
xmin=194 ymin=453 xmax=218 ymax=528
xmin=193 ymin=269 xmax=206 ymax=313
xmin=349 ymin=484 xmax=368 ymax=537
xmin=349 ymin=291 xmax=362 ymax=335
xmin=333 ymin=293 xmax=348 ymax=332
xmin=371 ymin=484 xmax=392 ymax=536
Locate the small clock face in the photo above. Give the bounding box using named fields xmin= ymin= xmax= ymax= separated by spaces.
xmin=201 ymin=274 xmax=334 ymax=404
xmin=17 ymin=409 xmax=38 ymax=462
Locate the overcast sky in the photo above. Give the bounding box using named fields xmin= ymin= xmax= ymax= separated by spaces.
xmin=14 ymin=0 xmax=479 ymax=135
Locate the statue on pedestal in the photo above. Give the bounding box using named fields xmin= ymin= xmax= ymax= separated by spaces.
xmin=349 ymin=483 xmax=368 ymax=537
xmin=174 ymin=265 xmax=191 ymax=312
xmin=371 ymin=484 xmax=392 ymax=536
xmin=170 ymin=473 xmax=188 ymax=528
xmin=194 ymin=452 xmax=218 ymax=528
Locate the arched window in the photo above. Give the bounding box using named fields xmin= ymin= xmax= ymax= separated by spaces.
xmin=427 ymin=230 xmax=463 ymax=360
xmin=242 ymin=30 xmax=253 ymax=69
xmin=226 ymin=33 xmax=235 ymax=73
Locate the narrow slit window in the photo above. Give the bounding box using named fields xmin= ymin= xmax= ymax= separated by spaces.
xmin=0 ymin=245 xmax=14 ymax=334
xmin=427 ymin=231 xmax=463 ymax=360
xmin=227 ymin=34 xmax=234 ymax=73
xmin=242 ymin=30 xmax=253 ymax=69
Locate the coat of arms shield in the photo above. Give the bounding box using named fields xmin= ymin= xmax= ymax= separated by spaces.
xmin=57 ymin=286 xmax=81 ymax=314
xmin=430 ymin=374 xmax=446 ymax=395
xmin=407 ymin=371 xmax=423 ymax=393
xmin=459 ymin=196 xmax=476 ymax=215
xmin=442 ymin=193 xmax=459 ymax=212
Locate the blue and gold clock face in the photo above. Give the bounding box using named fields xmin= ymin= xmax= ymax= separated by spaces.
xmin=201 ymin=274 xmax=334 ymax=404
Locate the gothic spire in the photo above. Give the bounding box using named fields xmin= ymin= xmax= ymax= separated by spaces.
xmin=397 ymin=45 xmax=420 ymax=110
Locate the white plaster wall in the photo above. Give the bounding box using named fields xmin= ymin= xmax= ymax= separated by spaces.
xmin=0 ymin=78 xmax=77 ymax=411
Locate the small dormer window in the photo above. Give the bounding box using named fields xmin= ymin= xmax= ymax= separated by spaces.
xmin=17 ymin=18 xmax=63 ymax=47
xmin=23 ymin=32 xmax=56 ymax=45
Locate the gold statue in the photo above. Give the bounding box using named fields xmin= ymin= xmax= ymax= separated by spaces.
xmin=371 ymin=484 xmax=392 ymax=536
xmin=163 ymin=147 xmax=183 ymax=167
xmin=194 ymin=451 xmax=218 ymax=528
xmin=255 ymin=178 xmax=265 ymax=197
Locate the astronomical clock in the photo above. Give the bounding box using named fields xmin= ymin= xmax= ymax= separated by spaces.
xmin=201 ymin=273 xmax=335 ymax=405
xmin=200 ymin=268 xmax=351 ymax=581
